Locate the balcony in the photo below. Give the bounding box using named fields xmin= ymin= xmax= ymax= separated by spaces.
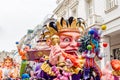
xmin=105 ymin=0 xmax=118 ymax=13
xmin=56 ymin=0 xmax=64 ymax=4
xmin=86 ymin=14 xmax=103 ymax=28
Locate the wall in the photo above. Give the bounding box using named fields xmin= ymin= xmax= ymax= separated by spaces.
xmin=78 ymin=0 xmax=87 ymax=19
xmin=110 ymin=34 xmax=120 ymax=47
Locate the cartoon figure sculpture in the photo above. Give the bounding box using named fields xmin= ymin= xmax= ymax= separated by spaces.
xmin=1 ymin=56 xmax=19 ymax=79
xmin=40 ymin=17 xmax=85 ymax=80
xmin=34 ymin=56 xmax=47 ymax=79
xmin=111 ymin=59 xmax=120 ymax=80
xmin=101 ymin=60 xmax=120 ymax=80
xmin=102 ymin=61 xmax=114 ymax=80
xmin=78 ymin=27 xmax=105 ymax=80
xmin=16 ymin=43 xmax=30 ymax=77
xmin=78 ymin=23 xmax=108 ymax=80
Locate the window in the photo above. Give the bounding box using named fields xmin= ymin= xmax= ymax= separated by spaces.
xmin=111 ymin=45 xmax=120 ymax=60
xmin=72 ymin=8 xmax=77 ymax=17
xmin=88 ymin=0 xmax=94 ymax=16
xmin=105 ymin=0 xmax=118 ymax=12
xmin=86 ymin=0 xmax=96 ymax=26
xmin=61 ymin=11 xmax=66 ymax=18
xmin=56 ymin=0 xmax=63 ymax=4
xmin=71 ymin=1 xmax=78 ymax=18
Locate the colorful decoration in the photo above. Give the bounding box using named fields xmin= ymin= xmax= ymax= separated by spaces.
xmin=102 ymin=60 xmax=120 ymax=80
xmin=87 ymin=45 xmax=92 ymax=50
xmin=88 ymin=28 xmax=95 ymax=35
xmin=31 ymin=17 xmax=108 ymax=80
xmin=111 ymin=59 xmax=120 ymax=72
xmin=15 ymin=41 xmax=19 ymax=44
xmin=101 ymin=25 xmax=107 ymax=30
xmin=78 ymin=26 xmax=103 ymax=79
xmin=22 ymin=73 xmax=30 ymax=80
xmin=1 ymin=56 xmax=19 ymax=79
xmin=103 ymin=42 xmax=108 ymax=48
xmin=17 ymin=45 xmax=30 ymax=77
xmin=51 ymin=66 xmax=71 ymax=80
xmin=39 ymin=17 xmax=85 ymax=80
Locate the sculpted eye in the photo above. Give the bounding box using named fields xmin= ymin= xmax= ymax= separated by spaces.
xmin=63 ymin=38 xmax=71 ymax=42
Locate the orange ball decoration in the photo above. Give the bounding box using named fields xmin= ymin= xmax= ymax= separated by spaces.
xmin=111 ymin=59 xmax=120 ymax=71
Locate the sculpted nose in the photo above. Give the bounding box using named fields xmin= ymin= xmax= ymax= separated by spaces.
xmin=70 ymin=40 xmax=77 ymax=47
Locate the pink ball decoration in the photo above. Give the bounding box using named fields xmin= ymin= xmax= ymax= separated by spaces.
xmin=55 ymin=70 xmax=60 ymax=75
xmin=52 ymin=66 xmax=57 ymax=72
xmin=60 ymin=76 xmax=68 ymax=80
xmin=62 ymin=72 xmax=69 ymax=77
xmin=57 ymin=74 xmax=62 ymax=78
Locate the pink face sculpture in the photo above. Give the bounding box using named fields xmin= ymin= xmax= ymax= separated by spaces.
xmin=59 ymin=31 xmax=80 ymax=56
xmin=4 ymin=56 xmax=13 ymax=68
xmin=44 ymin=17 xmax=85 ymax=66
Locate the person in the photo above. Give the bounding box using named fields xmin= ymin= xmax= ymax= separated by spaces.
xmin=40 ymin=17 xmax=85 ymax=80
xmin=17 ymin=45 xmax=30 ymax=77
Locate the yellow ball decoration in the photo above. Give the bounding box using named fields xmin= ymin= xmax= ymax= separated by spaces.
xmin=101 ymin=25 xmax=107 ymax=30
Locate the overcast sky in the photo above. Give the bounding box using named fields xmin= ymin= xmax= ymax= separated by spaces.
xmin=0 ymin=0 xmax=56 ymax=51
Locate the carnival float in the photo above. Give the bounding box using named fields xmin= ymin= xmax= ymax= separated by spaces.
xmin=15 ymin=17 xmax=120 ymax=80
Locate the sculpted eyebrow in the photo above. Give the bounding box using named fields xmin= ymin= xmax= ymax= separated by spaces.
xmin=60 ymin=34 xmax=72 ymax=37
xmin=60 ymin=33 xmax=80 ymax=39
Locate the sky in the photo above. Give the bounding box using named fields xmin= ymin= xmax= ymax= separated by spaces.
xmin=0 ymin=0 xmax=56 ymax=51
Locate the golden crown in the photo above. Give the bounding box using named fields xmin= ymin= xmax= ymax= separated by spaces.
xmin=41 ymin=17 xmax=86 ymax=40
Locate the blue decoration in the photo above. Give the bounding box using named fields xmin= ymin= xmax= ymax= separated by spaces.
xmin=26 ymin=44 xmax=31 ymax=48
xmin=16 ymin=42 xmax=19 ymax=44
xmin=91 ymin=39 xmax=99 ymax=49
xmin=88 ymin=29 xmax=95 ymax=35
xmin=22 ymin=73 xmax=30 ymax=79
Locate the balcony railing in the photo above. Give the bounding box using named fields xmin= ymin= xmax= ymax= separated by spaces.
xmin=105 ymin=0 xmax=118 ymax=13
xmin=86 ymin=14 xmax=103 ymax=27
xmin=56 ymin=0 xmax=64 ymax=4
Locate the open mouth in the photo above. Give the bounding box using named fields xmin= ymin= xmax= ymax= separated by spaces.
xmin=65 ymin=49 xmax=78 ymax=56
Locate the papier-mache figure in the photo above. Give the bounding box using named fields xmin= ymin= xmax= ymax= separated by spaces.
xmin=1 ymin=56 xmax=19 ymax=79
xmin=111 ymin=59 xmax=120 ymax=80
xmin=101 ymin=60 xmax=120 ymax=80
xmin=39 ymin=17 xmax=85 ymax=80
xmin=78 ymin=25 xmax=107 ymax=79
xmin=16 ymin=42 xmax=30 ymax=77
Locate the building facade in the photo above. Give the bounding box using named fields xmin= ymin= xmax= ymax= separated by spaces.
xmin=53 ymin=0 xmax=120 ymax=68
